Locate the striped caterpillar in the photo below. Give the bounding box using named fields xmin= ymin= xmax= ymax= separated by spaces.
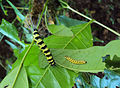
xmin=4 ymin=85 xmax=8 ymax=88
xmin=33 ymin=28 xmax=55 ymax=66
xmin=64 ymin=56 xmax=87 ymax=64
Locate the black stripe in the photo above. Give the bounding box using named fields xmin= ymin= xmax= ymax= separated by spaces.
xmin=33 ymin=28 xmax=55 ymax=66
xmin=34 ymin=28 xmax=37 ymax=31
xmin=49 ymin=61 xmax=55 ymax=66
xmin=4 ymin=85 xmax=8 ymax=88
xmin=44 ymin=49 xmax=50 ymax=53
xmin=46 ymin=53 xmax=52 ymax=57
xmin=47 ymin=58 xmax=53 ymax=61
xmin=34 ymin=32 xmax=39 ymax=35
xmin=38 ymin=40 xmax=44 ymax=45
xmin=41 ymin=45 xmax=47 ymax=49
xmin=51 ymin=63 xmax=55 ymax=66
xmin=35 ymin=36 xmax=41 ymax=40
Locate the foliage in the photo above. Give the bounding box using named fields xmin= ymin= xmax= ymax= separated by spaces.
xmin=75 ymin=70 xmax=120 ymax=88
xmin=0 ymin=0 xmax=120 ymax=88
xmin=0 ymin=19 xmax=25 ymax=48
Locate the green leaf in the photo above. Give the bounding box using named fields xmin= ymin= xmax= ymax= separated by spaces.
xmin=6 ymin=0 xmax=25 ymax=21
xmin=26 ymin=65 xmax=77 ymax=88
xmin=12 ymin=44 xmax=49 ymax=69
xmin=5 ymin=40 xmax=18 ymax=49
xmin=48 ymin=24 xmax=73 ymax=36
xmin=1 ymin=43 xmax=33 ymax=88
xmin=51 ymin=40 xmax=120 ymax=73
xmin=0 ymin=19 xmax=25 ymax=48
xmin=57 ymin=15 xmax=86 ymax=27
xmin=12 ymin=45 xmax=41 ymax=68
xmin=104 ymin=40 xmax=120 ymax=69
xmin=0 ymin=66 xmax=29 ymax=88
xmin=44 ymin=21 xmax=93 ymax=49
xmin=52 ymin=48 xmax=105 ymax=73
xmin=12 ymin=45 xmax=78 ymax=88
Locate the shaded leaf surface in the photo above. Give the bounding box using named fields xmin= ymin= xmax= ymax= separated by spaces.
xmin=0 ymin=19 xmax=25 ymax=47
xmin=0 ymin=67 xmax=29 ymax=88
xmin=51 ymin=40 xmax=120 ymax=72
xmin=57 ymin=15 xmax=86 ymax=27
xmin=26 ymin=65 xmax=77 ymax=88
xmin=12 ymin=45 xmax=78 ymax=88
xmin=12 ymin=44 xmax=41 ymax=68
xmin=48 ymin=24 xmax=73 ymax=36
xmin=44 ymin=22 xmax=93 ymax=49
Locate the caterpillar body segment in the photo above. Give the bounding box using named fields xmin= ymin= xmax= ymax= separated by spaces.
xmin=33 ymin=28 xmax=55 ymax=66
xmin=64 ymin=56 xmax=87 ymax=64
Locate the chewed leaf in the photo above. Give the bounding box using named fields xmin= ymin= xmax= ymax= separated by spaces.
xmin=103 ymin=55 xmax=120 ymax=68
xmin=51 ymin=40 xmax=120 ymax=73
xmin=52 ymin=48 xmax=105 ymax=73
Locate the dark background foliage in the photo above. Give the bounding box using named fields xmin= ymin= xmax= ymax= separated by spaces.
xmin=0 ymin=0 xmax=120 ymax=82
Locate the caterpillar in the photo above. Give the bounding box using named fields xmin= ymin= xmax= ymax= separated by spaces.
xmin=4 ymin=85 xmax=11 ymax=88
xmin=33 ymin=28 xmax=55 ymax=66
xmin=64 ymin=56 xmax=87 ymax=64
xmin=4 ymin=85 xmax=8 ymax=88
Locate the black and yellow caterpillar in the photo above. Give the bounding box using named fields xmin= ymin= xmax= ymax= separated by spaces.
xmin=64 ymin=56 xmax=87 ymax=64
xmin=33 ymin=28 xmax=55 ymax=66
xmin=4 ymin=85 xmax=8 ymax=88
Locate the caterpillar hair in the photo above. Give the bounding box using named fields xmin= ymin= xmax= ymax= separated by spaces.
xmin=33 ymin=28 xmax=55 ymax=66
xmin=64 ymin=56 xmax=87 ymax=64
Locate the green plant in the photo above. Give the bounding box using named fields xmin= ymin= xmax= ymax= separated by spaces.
xmin=0 ymin=0 xmax=120 ymax=88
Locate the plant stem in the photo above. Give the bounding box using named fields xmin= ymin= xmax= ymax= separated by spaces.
xmin=3 ymin=5 xmax=28 ymax=10
xmin=36 ymin=0 xmax=49 ymax=29
xmin=44 ymin=6 xmax=48 ymax=29
xmin=67 ymin=6 xmax=120 ymax=36
xmin=12 ymin=41 xmax=34 ymax=88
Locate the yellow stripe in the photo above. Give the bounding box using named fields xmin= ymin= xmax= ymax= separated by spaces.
xmin=64 ymin=56 xmax=86 ymax=64
xmin=33 ymin=29 xmax=55 ymax=66
xmin=44 ymin=52 xmax=50 ymax=55
xmin=43 ymin=48 xmax=49 ymax=52
xmin=34 ymin=34 xmax=39 ymax=37
xmin=48 ymin=59 xmax=54 ymax=62
xmin=38 ymin=43 xmax=45 ymax=49
xmin=37 ymin=39 xmax=43 ymax=44
xmin=47 ymin=56 xmax=52 ymax=60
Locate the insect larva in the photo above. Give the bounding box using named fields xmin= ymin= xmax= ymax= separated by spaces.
xmin=64 ymin=56 xmax=87 ymax=64
xmin=33 ymin=28 xmax=55 ymax=66
xmin=4 ymin=85 xmax=11 ymax=88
